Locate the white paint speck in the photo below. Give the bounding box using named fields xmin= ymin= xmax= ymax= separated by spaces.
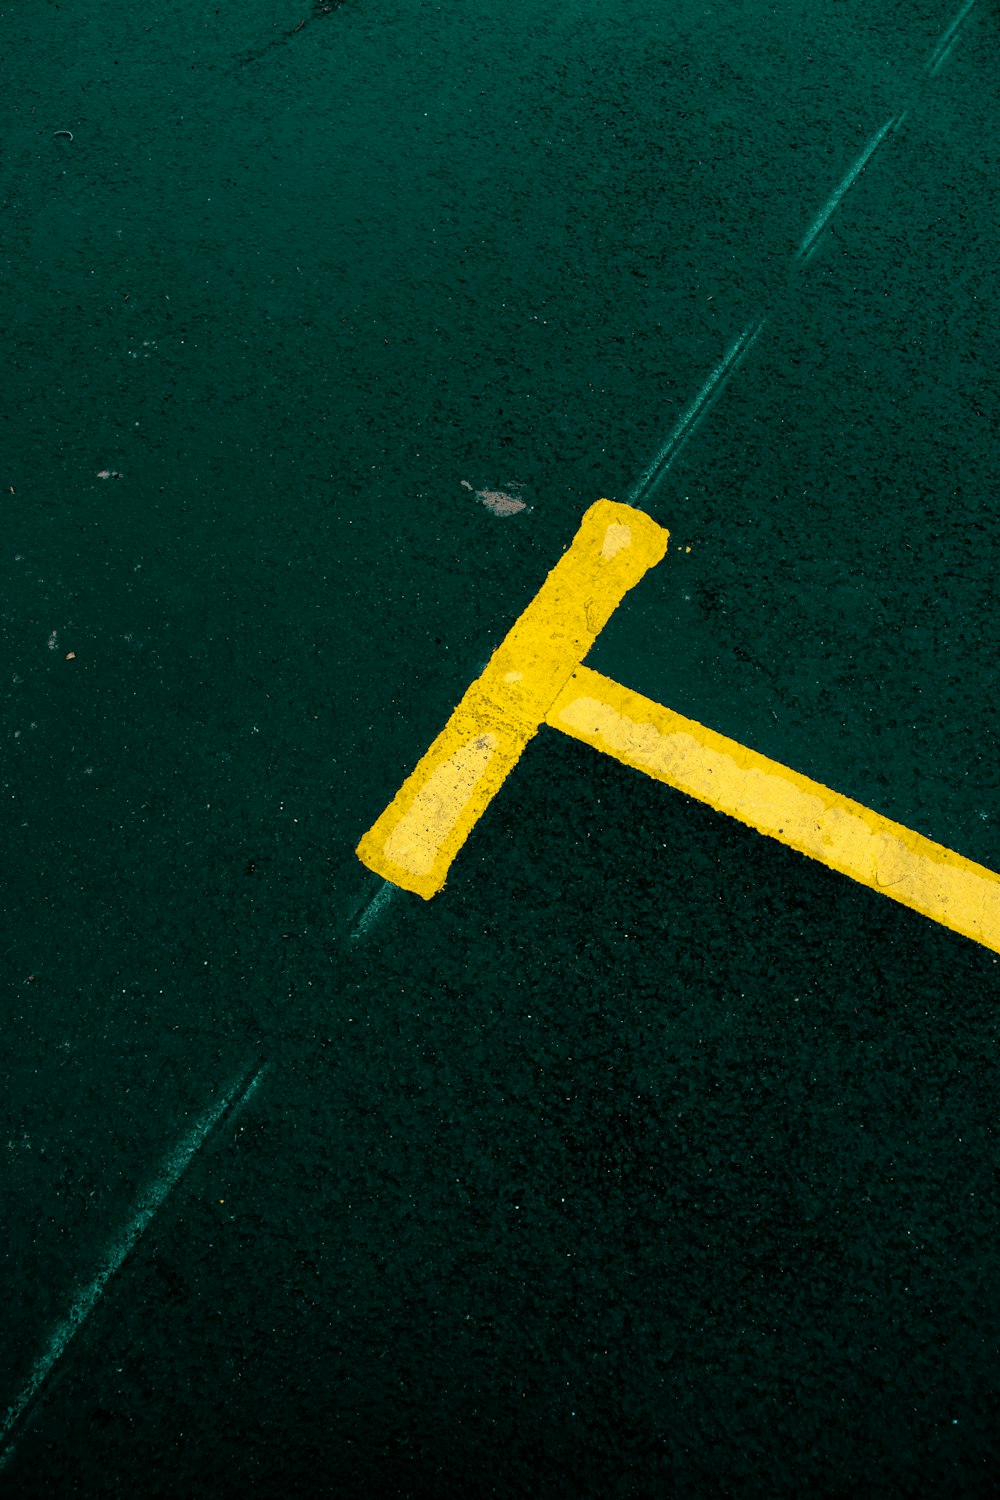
xmin=460 ymin=479 xmax=528 ymax=516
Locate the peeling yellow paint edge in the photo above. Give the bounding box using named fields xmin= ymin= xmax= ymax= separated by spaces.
xmin=356 ymin=500 xmax=669 ymax=898
xmin=548 ymin=665 xmax=1000 ymax=955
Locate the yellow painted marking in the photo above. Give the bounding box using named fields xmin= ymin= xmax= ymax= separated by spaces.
xmin=358 ymin=500 xmax=1000 ymax=956
xmin=547 ymin=666 xmax=1000 ymax=955
xmin=382 ymin=732 xmax=499 ymax=879
xmin=356 ymin=500 xmax=669 ymax=898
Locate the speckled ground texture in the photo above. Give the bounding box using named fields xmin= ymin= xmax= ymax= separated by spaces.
xmin=3 ymin=0 xmax=1000 ymax=1495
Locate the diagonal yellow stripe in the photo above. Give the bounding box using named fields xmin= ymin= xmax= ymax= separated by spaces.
xmin=356 ymin=501 xmax=669 ymax=898
xmin=547 ymin=665 xmax=1000 ymax=955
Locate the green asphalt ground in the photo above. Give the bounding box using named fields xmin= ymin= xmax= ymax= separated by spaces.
xmin=3 ymin=1 xmax=1000 ymax=1493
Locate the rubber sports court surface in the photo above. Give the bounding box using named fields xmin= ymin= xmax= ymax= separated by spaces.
xmin=3 ymin=1 xmax=1000 ymax=1493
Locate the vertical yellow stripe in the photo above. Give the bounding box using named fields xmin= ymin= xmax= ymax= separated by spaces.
xmin=356 ymin=501 xmax=669 ymax=898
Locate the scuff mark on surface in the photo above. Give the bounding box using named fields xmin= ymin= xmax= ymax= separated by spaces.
xmin=460 ymin=479 xmax=528 ymax=516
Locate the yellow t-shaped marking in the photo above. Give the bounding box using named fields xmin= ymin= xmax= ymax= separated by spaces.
xmin=357 ymin=500 xmax=1000 ymax=956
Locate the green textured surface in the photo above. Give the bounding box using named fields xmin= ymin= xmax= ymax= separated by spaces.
xmin=3 ymin=1 xmax=999 ymax=1494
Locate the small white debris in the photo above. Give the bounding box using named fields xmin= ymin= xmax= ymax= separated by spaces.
xmin=478 ymin=489 xmax=526 ymax=516
xmin=460 ymin=479 xmax=528 ymax=516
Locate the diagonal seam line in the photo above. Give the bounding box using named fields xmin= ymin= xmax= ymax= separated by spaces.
xmin=0 ymin=1059 xmax=268 ymax=1469
xmin=631 ymin=5 xmax=979 ymax=495
xmin=796 ymin=114 xmax=899 ymax=260
xmin=927 ymin=0 xmax=978 ymax=71
xmin=629 ymin=318 xmax=767 ymax=506
xmin=350 ymin=878 xmax=397 ymax=939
